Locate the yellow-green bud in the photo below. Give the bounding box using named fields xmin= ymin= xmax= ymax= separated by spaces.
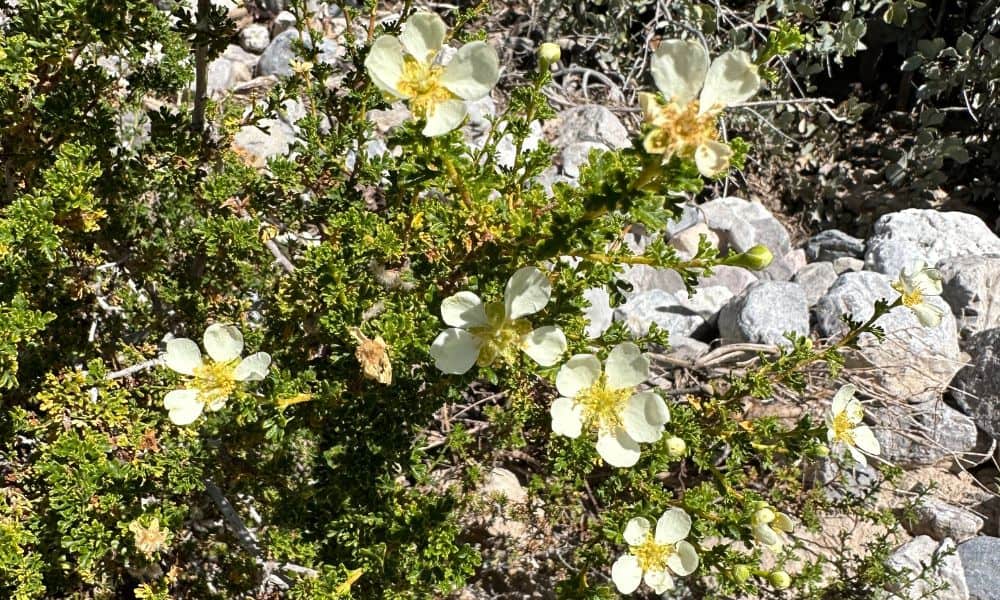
xmin=732 ymin=564 xmax=751 ymax=583
xmin=539 ymin=42 xmax=561 ymax=68
xmin=769 ymin=570 xmax=791 ymax=590
xmin=665 ymin=436 xmax=687 ymax=458
xmin=723 ymin=244 xmax=774 ymax=271
xmin=814 ymin=443 xmax=830 ymax=457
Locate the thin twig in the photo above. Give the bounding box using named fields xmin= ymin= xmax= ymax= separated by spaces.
xmin=106 ymin=358 xmax=163 ymax=380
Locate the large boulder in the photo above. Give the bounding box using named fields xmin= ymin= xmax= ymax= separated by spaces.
xmin=951 ymin=328 xmax=1000 ymax=440
xmin=814 ymin=271 xmax=961 ymax=403
xmin=865 ymin=209 xmax=1000 ymax=277
xmin=903 ymin=496 xmax=984 ymax=543
xmin=872 ymin=399 xmax=978 ymax=468
xmin=958 ymin=536 xmax=1000 ymax=600
xmin=937 ymin=255 xmax=1000 ymax=338
xmin=886 ymin=536 xmax=968 ymax=600
xmin=699 ymin=196 xmax=792 ymax=257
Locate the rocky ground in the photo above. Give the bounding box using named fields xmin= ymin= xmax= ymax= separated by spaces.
xmin=181 ymin=3 xmax=1000 ymax=598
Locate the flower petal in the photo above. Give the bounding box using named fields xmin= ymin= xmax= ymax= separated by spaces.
xmin=645 ymin=568 xmax=675 ymax=594
xmin=611 ymin=554 xmax=643 ymax=594
xmin=622 ymin=391 xmax=667 ymax=443
xmin=623 ymin=517 xmax=651 ymax=546
xmin=848 ymin=444 xmax=868 ymax=466
xmin=650 ymin=39 xmax=710 ymax=105
xmin=596 ymin=428 xmax=641 ymax=467
xmin=667 ymin=540 xmax=699 ymax=576
xmin=655 ymin=507 xmax=691 ymax=544
xmin=555 ymin=354 xmax=602 ymax=398
xmin=399 ymin=12 xmax=446 ymax=62
xmin=440 ymin=41 xmax=499 ymax=100
xmin=163 ymin=389 xmax=203 ymax=426
xmin=422 ymin=98 xmax=467 ymax=137
xmin=831 ymin=384 xmax=856 ymax=415
xmin=365 ymin=35 xmax=406 ymax=97
xmin=774 ymin=512 xmax=795 ymax=533
xmin=605 ymin=342 xmax=649 ymax=390
xmin=844 ymin=398 xmax=865 ymax=425
xmin=429 ymin=328 xmax=482 ymax=374
xmin=504 ymin=266 xmax=552 ymax=319
xmin=233 ymin=352 xmax=271 ymax=382
xmin=852 ymin=425 xmax=881 ymax=456
xmin=163 ymin=338 xmax=202 ymax=375
xmin=203 ymin=324 xmax=244 ymax=363
xmin=699 ymin=50 xmax=760 ymax=113
xmin=441 ymin=291 xmax=488 ymax=328
xmin=521 ymin=326 xmax=567 ymax=366
xmin=550 ymin=397 xmax=584 ymax=439
xmin=639 ymin=91 xmax=661 ymax=122
xmin=694 ymin=140 xmax=732 ymax=177
xmin=911 ymin=302 xmax=944 ymax=327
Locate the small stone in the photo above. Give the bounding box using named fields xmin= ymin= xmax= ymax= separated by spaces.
xmin=223 ymin=44 xmax=261 ymax=71
xmin=951 ymin=328 xmax=1000 ymax=440
xmin=240 ymin=23 xmax=271 ymax=54
xmin=699 ymin=266 xmax=757 ymax=297
xmin=271 ymin=10 xmax=297 ymax=36
xmin=614 ymin=289 xmax=707 ymax=339
xmin=616 ymin=265 xmax=684 ymax=298
xmin=700 ymin=196 xmax=791 ymax=257
xmin=793 ymin=262 xmax=838 ymax=307
xmin=232 ymin=118 xmax=297 ymax=168
xmin=937 ymin=255 xmax=1000 ymax=338
xmin=904 ymin=496 xmax=984 ymax=543
xmin=665 ymin=202 xmax=704 ymax=238
xmin=205 ymin=58 xmax=251 ymax=96
xmin=718 ymin=281 xmax=809 ymax=346
xmin=886 ymin=536 xmax=968 ymax=600
xmin=480 ymin=468 xmax=527 ymax=504
xmin=669 ymin=223 xmax=719 ymax=259
xmin=258 ymin=29 xmax=303 ymax=77
xmin=804 ymin=457 xmax=877 ymax=500
xmin=582 ymin=287 xmax=613 ymax=339
xmin=805 ymin=229 xmax=865 ymax=262
xmin=832 ymin=256 xmax=865 ymax=273
xmin=552 ymin=105 xmax=630 ymax=150
xmin=958 ymin=536 xmax=1000 ymax=600
xmin=865 ymin=209 xmax=1000 ymax=277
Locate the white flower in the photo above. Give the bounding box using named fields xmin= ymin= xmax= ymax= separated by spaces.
xmin=364 ymin=11 xmax=499 ymax=136
xmin=140 ymin=41 xmax=165 ymax=68
xmin=750 ymin=505 xmax=795 ymax=552
xmin=640 ymin=39 xmax=760 ymax=177
xmin=611 ymin=508 xmax=700 ymax=594
xmin=825 ymin=384 xmax=880 ymax=466
xmin=162 ymin=323 xmax=271 ymax=425
xmin=429 ymin=267 xmax=567 ymax=374
xmin=892 ymin=262 xmax=945 ymax=327
xmin=549 ymin=342 xmax=668 ymax=467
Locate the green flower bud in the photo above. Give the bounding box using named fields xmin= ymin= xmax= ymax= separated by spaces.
xmin=814 ymin=443 xmax=830 ymax=457
xmin=723 ymin=244 xmax=774 ymax=271
xmin=752 ymin=507 xmax=776 ymax=526
xmin=538 ymin=42 xmax=561 ymax=68
xmin=732 ymin=564 xmax=751 ymax=583
xmin=665 ymin=436 xmax=687 ymax=458
xmin=769 ymin=570 xmax=791 ymax=590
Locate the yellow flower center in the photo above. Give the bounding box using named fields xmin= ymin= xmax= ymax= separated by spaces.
xmin=831 ymin=411 xmax=855 ymax=445
xmin=644 ymin=100 xmax=719 ymax=158
xmin=397 ymin=56 xmax=455 ymax=119
xmin=633 ymin=534 xmax=675 ymax=572
xmin=192 ymin=361 xmax=238 ymax=407
xmin=576 ymin=376 xmax=632 ymax=432
xmin=472 ymin=303 xmax=532 ymax=368
xmin=892 ymin=281 xmax=924 ymax=308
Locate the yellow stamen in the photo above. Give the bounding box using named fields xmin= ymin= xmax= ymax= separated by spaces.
xmin=192 ymin=361 xmax=238 ymax=406
xmin=575 ymin=376 xmax=632 ymax=432
xmin=633 ymin=534 xmax=675 ymax=572
xmin=643 ymin=100 xmax=719 ymax=159
xmin=472 ymin=303 xmax=533 ymax=368
xmin=831 ymin=412 xmax=855 ymax=446
xmin=397 ymin=56 xmax=455 ymax=119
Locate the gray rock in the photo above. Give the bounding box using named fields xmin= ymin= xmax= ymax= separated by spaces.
xmin=887 ymin=536 xmax=968 ymax=600
xmin=223 ymin=44 xmax=261 ymax=71
xmin=582 ymin=287 xmax=613 ymax=340
xmin=662 ymin=336 xmax=710 ymax=362
xmin=958 ymin=536 xmax=1000 ymax=599
xmin=271 ymin=10 xmax=297 ymax=36
xmin=804 ymin=457 xmax=878 ymax=500
xmin=951 ymin=328 xmax=1000 ymax=440
xmin=872 ymin=399 xmax=978 ymax=467
xmin=240 ymin=23 xmax=271 ymax=54
xmin=561 ymin=141 xmax=608 ymax=178
xmin=258 ymin=29 xmax=302 ymax=77
xmin=904 ymin=496 xmax=984 ymax=543
xmin=718 ymin=281 xmax=808 ymax=346
xmin=669 ymin=223 xmax=719 ymax=259
xmin=805 ymin=229 xmax=865 ymax=261
xmin=938 ymin=255 xmax=1000 ymax=338
xmin=793 ymin=262 xmax=838 ymax=306
xmin=833 ymin=256 xmax=865 ymax=274
xmin=553 ymin=105 xmax=630 ymax=150
xmin=758 ymin=248 xmax=806 ymax=282
xmin=865 ymin=209 xmax=1000 ymax=277
xmin=699 ymin=266 xmax=757 ymax=297
xmin=614 ymin=289 xmax=706 ymax=339
xmin=232 ymin=118 xmax=297 ymax=168
xmin=206 ymin=57 xmax=252 ymax=96
xmin=617 ymin=265 xmax=684 ymax=298
xmin=699 ymin=196 xmax=791 ymax=257
xmin=815 ymin=271 xmax=961 ymax=403
xmin=665 ymin=203 xmax=704 ymax=238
